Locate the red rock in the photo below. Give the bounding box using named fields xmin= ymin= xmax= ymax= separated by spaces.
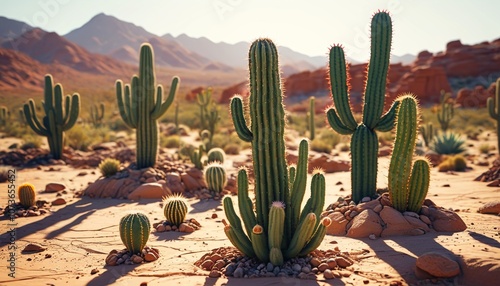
xmin=427 ymin=207 xmax=467 ymax=232
xmin=51 ymin=198 xmax=66 ymax=206
xmin=22 ymin=243 xmax=46 ymax=253
xmin=346 ymin=209 xmax=383 ymax=238
xmin=45 ymin=183 xmax=66 ymax=193
xmin=219 ymin=81 xmax=249 ymax=104
xmin=127 ymin=183 xmax=172 ymax=200
xmin=185 ymin=86 xmax=204 ymax=102
xmin=456 ymin=81 xmax=496 ymax=108
xmin=380 ymin=206 xmax=415 ymax=236
xmin=326 ymin=212 xmax=349 ymax=236
xmin=477 ymin=201 xmax=500 ymax=215
xmin=416 ymin=252 xmax=460 ymax=278
xmin=165 ymin=173 xmax=185 ymax=194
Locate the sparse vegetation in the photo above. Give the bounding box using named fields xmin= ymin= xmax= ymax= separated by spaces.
xmin=98 ymin=158 xmax=121 ymax=177
xmin=430 ymin=132 xmax=466 ymax=155
xmin=438 ymin=155 xmax=468 ymax=172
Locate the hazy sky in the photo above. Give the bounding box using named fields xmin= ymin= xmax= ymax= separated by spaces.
xmin=2 ymin=0 xmax=499 ymax=61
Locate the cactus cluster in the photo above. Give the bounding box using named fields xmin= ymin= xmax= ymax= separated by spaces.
xmin=23 ymin=74 xmax=80 ymax=160
xmin=116 ymin=43 xmax=179 ymax=169
xmin=388 ymin=95 xmax=430 ymax=213
xmin=18 ymin=183 xmax=36 ymax=208
xmin=163 ymin=194 xmax=188 ymax=227
xmin=437 ymin=90 xmax=454 ymax=131
xmin=119 ymin=212 xmax=151 ymax=254
xmin=487 ymin=78 xmax=500 ymax=152
xmin=90 ymin=103 xmax=105 ymax=127
xmin=224 ymin=38 xmax=330 ymax=266
xmin=98 ymin=158 xmax=121 ymax=177
xmin=326 ymin=11 xmax=399 ymax=204
xmin=204 ymin=162 xmax=227 ymax=194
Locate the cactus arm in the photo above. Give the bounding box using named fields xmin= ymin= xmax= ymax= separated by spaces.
xmin=23 ymin=100 xmax=49 ymax=136
xmin=223 ymin=197 xmax=248 ymax=239
xmin=487 ymin=97 xmax=497 ymax=119
xmin=285 ymin=213 xmax=317 ymax=259
xmin=308 ymin=96 xmax=316 ymax=140
xmin=230 ymin=96 xmax=253 ymax=142
xmin=269 ymin=247 xmax=284 ymax=266
xmin=62 ymin=94 xmax=80 ymax=131
xmin=54 ymin=84 xmax=64 ymax=124
xmin=152 ymin=76 xmax=179 ymax=119
xmin=328 ymin=45 xmax=357 ymax=130
xmin=362 ymin=11 xmax=392 ymax=129
xmin=289 ymin=140 xmax=309 ymax=233
xmin=116 ymin=80 xmax=137 ymax=128
xmin=326 ymin=108 xmax=356 ymax=135
xmin=224 ymin=223 xmax=255 ymax=258
xmin=298 ymin=217 xmax=331 ymax=257
xmin=251 ymin=225 xmax=269 ymax=263
xmin=43 ymin=75 xmax=53 ymax=115
xmin=375 ymin=100 xmax=400 ymax=132
xmin=406 ymin=158 xmax=430 ymax=213
xmin=237 ymin=168 xmax=257 ymax=236
xmin=267 ymin=203 xmax=284 ymax=265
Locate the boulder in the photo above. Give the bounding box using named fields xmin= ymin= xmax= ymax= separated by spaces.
xmin=416 ymin=252 xmax=460 ymax=278
xmin=326 ymin=212 xmax=349 ymax=236
xmin=380 ymin=206 xmax=416 ymax=236
xmin=127 ymin=183 xmax=172 ymax=200
xmin=346 ymin=209 xmax=383 ymax=238
xmin=427 ymin=207 xmax=467 ymax=232
xmin=477 ymin=201 xmax=500 ymax=215
xmin=45 ymin=183 xmax=66 ymax=193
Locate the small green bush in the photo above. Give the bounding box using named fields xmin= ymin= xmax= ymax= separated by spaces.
xmin=98 ymin=158 xmax=121 ymax=177
xmin=20 ymin=134 xmax=42 ymax=150
xmin=478 ymin=143 xmax=492 ymax=154
xmin=310 ymin=138 xmax=332 ymax=153
xmin=160 ymin=134 xmax=181 ymax=148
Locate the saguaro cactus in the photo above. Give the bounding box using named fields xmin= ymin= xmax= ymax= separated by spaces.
xmin=388 ymin=95 xmax=430 ymax=213
xmin=90 ymin=103 xmax=105 ymax=127
xmin=196 ymin=88 xmax=212 ymax=130
xmin=487 ymin=78 xmax=500 ymax=153
xmin=23 ymin=74 xmax=80 ymax=160
xmin=119 ymin=212 xmax=151 ymax=254
xmin=308 ymin=96 xmax=315 ymax=140
xmin=116 ymin=43 xmax=179 ymax=169
xmin=326 ymin=11 xmax=399 ymax=203
xmin=437 ymin=90 xmax=454 ymax=131
xmin=225 ymin=38 xmax=331 ymax=266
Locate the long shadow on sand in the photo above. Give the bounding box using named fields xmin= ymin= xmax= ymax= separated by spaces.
xmin=203 ymin=275 xmax=345 ymax=286
xmin=86 ymin=263 xmax=140 ymax=286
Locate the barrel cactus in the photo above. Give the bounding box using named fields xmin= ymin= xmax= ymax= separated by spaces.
xmin=116 ymin=43 xmax=179 ymax=169
xmin=119 ymin=212 xmax=151 ymax=254
xmin=163 ymin=194 xmax=188 ymax=227
xmin=23 ymin=74 xmax=80 ymax=160
xmin=204 ymin=162 xmax=227 ymax=194
xmin=207 ymin=147 xmax=225 ymax=164
xmin=388 ymin=95 xmax=430 ymax=213
xmin=18 ymin=183 xmax=36 ymax=208
xmin=224 ymin=38 xmax=331 ymax=266
xmin=326 ymin=11 xmax=399 ymax=204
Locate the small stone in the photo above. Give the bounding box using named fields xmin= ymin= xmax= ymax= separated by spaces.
xmin=116 ymin=258 xmax=124 ymax=265
xmin=301 ymin=266 xmax=311 ymax=273
xmin=132 ymin=255 xmax=143 ymax=264
xmin=90 ymin=269 xmax=99 ymax=275
xmin=419 ymin=215 xmax=431 ymax=225
xmin=201 ymin=259 xmax=214 ymax=270
xmin=266 ymin=262 xmax=274 ymax=272
xmin=209 ymin=270 xmax=221 ymax=278
xmin=310 ymin=257 xmax=321 ymax=267
xmin=318 ymin=263 xmax=329 ymax=272
xmin=45 ymin=183 xmax=66 ymax=193
xmin=156 ymin=224 xmax=166 ymax=232
xmin=144 ymin=252 xmax=159 ymax=262
xmin=361 ymin=197 xmax=371 ymax=203
xmin=211 ymin=213 xmax=218 ymax=219
xmin=105 ymin=252 xmax=118 ymax=266
xmin=369 ymin=234 xmax=377 ymax=240
xmin=164 ymin=225 xmax=172 ymax=231
xmin=292 ymin=263 xmax=302 ymax=272
xmin=51 ymin=198 xmax=66 ymax=206
xmin=416 ymin=252 xmax=460 ymax=278
xmin=214 ymin=260 xmax=225 ymax=270
xmin=225 ymin=264 xmax=236 ymax=276
xmin=323 ymin=269 xmax=335 ymax=279
xmin=22 ymin=243 xmax=46 ymax=253
xmin=179 ymin=223 xmax=195 ymax=233
xmin=233 ymin=267 xmax=244 ymax=278
xmin=27 ymin=210 xmax=39 ymax=216
xmin=326 ymin=258 xmax=337 ymax=269
xmin=335 ymin=257 xmax=353 ymax=268
xmin=210 ymin=253 xmax=223 ymax=262
xmin=410 ymin=228 xmax=426 ymax=236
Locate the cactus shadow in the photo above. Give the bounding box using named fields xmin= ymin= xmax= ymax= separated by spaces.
xmin=86 ymin=263 xmax=140 ymax=286
xmin=151 ymin=229 xmax=194 ymax=241
xmin=468 ymin=231 xmax=500 ymax=249
xmin=218 ymin=276 xmax=332 ymax=286
xmin=189 ymin=199 xmax=222 ymax=214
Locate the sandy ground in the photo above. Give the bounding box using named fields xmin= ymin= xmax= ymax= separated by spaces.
xmin=0 ymin=135 xmax=499 ymax=286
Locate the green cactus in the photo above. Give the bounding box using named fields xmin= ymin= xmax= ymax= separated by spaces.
xmin=224 ymin=38 xmax=330 ymax=266
xmin=207 ymin=147 xmax=225 ymax=164
xmin=23 ymin=74 xmax=80 ymax=160
xmin=204 ymin=162 xmax=227 ymax=194
xmin=326 ymin=11 xmax=399 ymax=204
xmin=18 ymin=109 xmax=26 ymax=126
xmin=388 ymin=95 xmax=430 ymax=213
xmin=116 ymin=43 xmax=179 ymax=169
xmin=18 ymin=183 xmax=36 ymax=208
xmin=205 ymin=107 xmax=220 ymax=151
xmin=90 ymin=103 xmax=105 ymax=127
xmin=119 ymin=212 xmax=150 ymax=254
xmin=189 ymin=144 xmax=205 ymax=170
xmin=163 ymin=194 xmax=188 ymax=227
xmin=0 ymin=106 xmax=9 ymax=128
xmin=307 ymin=96 xmax=315 ymax=140
xmin=437 ymin=90 xmax=454 ymax=132
xmin=196 ymin=88 xmax=213 ymax=130
xmin=487 ymin=78 xmax=500 ymax=153
xmin=420 ymin=122 xmax=436 ymax=147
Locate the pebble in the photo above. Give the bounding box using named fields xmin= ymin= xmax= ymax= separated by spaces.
xmin=233 ymin=267 xmax=244 ymax=278
xmin=132 ymin=255 xmax=143 ymax=264
xmin=292 ymin=263 xmax=302 ymax=272
xmin=201 ymin=259 xmax=214 ymax=270
xmin=324 ymin=269 xmax=335 ymax=279
xmin=22 ymin=243 xmax=46 ymax=253
xmin=318 ymin=262 xmax=329 ymax=272
xmin=90 ymin=269 xmax=99 ymax=275
xmin=369 ymin=234 xmax=377 ymax=240
xmin=156 ymin=224 xmax=166 ymax=232
xmin=144 ymin=252 xmax=159 ymax=262
xmin=266 ymin=262 xmax=274 ymax=272
xmin=51 ymin=198 xmax=66 ymax=206
xmin=209 ymin=270 xmax=221 ymax=278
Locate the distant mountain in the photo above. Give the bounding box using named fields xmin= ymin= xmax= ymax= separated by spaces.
xmin=391 ymin=53 xmax=416 ymax=65
xmin=0 ymin=16 xmax=33 ymax=45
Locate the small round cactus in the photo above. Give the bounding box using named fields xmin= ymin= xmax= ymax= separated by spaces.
xmin=98 ymin=158 xmax=121 ymax=177
xmin=119 ymin=212 xmax=151 ymax=254
xmin=207 ymin=147 xmax=225 ymax=164
xmin=204 ymin=162 xmax=227 ymax=194
xmin=18 ymin=183 xmax=36 ymax=208
xmin=163 ymin=194 xmax=188 ymax=227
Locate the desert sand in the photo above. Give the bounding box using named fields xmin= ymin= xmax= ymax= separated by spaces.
xmin=0 ymin=134 xmax=499 ymax=286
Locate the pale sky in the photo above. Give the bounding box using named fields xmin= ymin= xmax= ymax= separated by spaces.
xmin=2 ymin=0 xmax=499 ymax=62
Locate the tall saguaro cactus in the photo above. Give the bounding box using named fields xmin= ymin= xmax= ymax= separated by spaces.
xmin=23 ymin=74 xmax=80 ymax=160
xmin=326 ymin=11 xmax=399 ymax=203
xmin=437 ymin=90 xmax=454 ymax=131
xmin=116 ymin=43 xmax=179 ymax=169
xmin=487 ymin=78 xmax=500 ymax=153
xmin=388 ymin=95 xmax=430 ymax=213
xmin=225 ymin=38 xmax=331 ymax=266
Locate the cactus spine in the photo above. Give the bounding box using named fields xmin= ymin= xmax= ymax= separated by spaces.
xmin=119 ymin=212 xmax=150 ymax=254
xmin=388 ymin=95 xmax=430 ymax=212
xmin=207 ymin=147 xmax=225 ymax=164
xmin=18 ymin=183 xmax=36 ymax=208
xmin=163 ymin=194 xmax=188 ymax=227
xmin=487 ymin=78 xmax=500 ymax=153
xmin=204 ymin=162 xmax=227 ymax=194
xmin=225 ymin=38 xmax=330 ymax=266
xmin=326 ymin=11 xmax=399 ymax=203
xmin=23 ymin=74 xmax=80 ymax=160
xmin=116 ymin=43 xmax=179 ymax=169
xmin=308 ymin=96 xmax=315 ymax=140
xmin=90 ymin=103 xmax=105 ymax=127
xmin=437 ymin=90 xmax=454 ymax=131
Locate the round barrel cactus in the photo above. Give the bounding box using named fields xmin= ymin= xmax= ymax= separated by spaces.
xmin=163 ymin=194 xmax=188 ymax=227
xmin=119 ymin=212 xmax=151 ymax=254
xmin=204 ymin=162 xmax=227 ymax=194
xmin=207 ymin=147 xmax=225 ymax=164
xmin=18 ymin=183 xmax=36 ymax=208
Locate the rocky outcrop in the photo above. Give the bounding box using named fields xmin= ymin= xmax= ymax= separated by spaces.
xmin=185 ymin=86 xmax=204 ymax=102
xmin=219 ymin=81 xmax=249 ymax=104
xmin=456 ymin=81 xmax=496 ymax=108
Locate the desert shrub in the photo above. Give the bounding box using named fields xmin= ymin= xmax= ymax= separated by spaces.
xmin=65 ymin=124 xmax=115 ymax=151
xmin=20 ymin=134 xmax=42 ymax=150
xmin=310 ymin=138 xmax=332 ymax=153
xmin=438 ymin=155 xmax=467 ymax=172
xmin=223 ymin=143 xmax=240 ymax=155
xmin=98 ymin=158 xmax=121 ymax=177
xmin=160 ymin=134 xmax=181 ymax=148
xmin=430 ymin=132 xmax=466 ymax=155
xmin=3 ymin=122 xmax=31 ymax=138
xmin=318 ymin=129 xmax=341 ymax=147
xmin=178 ymin=144 xmax=196 ymax=159
xmin=478 ymin=143 xmax=492 ymax=154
